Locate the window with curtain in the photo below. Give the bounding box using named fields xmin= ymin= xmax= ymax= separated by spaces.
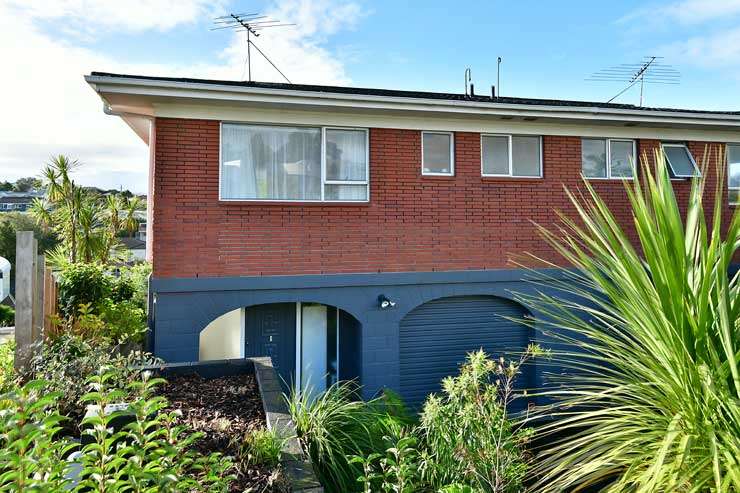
xmin=220 ymin=124 xmax=368 ymax=202
xmin=481 ymin=134 xmax=541 ymax=177
xmin=581 ymin=138 xmax=635 ymax=179
xmin=325 ymin=128 xmax=368 ymax=201
xmin=728 ymin=144 xmax=740 ymax=205
xmin=422 ymin=132 xmax=454 ymax=175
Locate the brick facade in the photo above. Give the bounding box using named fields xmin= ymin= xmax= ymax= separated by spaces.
xmin=151 ymin=118 xmax=731 ymax=279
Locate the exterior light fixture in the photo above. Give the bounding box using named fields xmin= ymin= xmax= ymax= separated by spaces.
xmin=378 ymin=294 xmax=396 ymax=309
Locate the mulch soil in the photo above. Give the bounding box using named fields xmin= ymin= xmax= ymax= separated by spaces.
xmin=159 ymin=373 xmax=289 ymax=492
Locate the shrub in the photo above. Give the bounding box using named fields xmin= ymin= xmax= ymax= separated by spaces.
xmin=0 ymin=305 xmax=13 ymax=327
xmin=109 ymin=275 xmax=136 ymax=303
xmin=0 ymin=340 xmax=17 ymax=394
xmin=98 ymin=298 xmax=147 ymax=344
xmin=24 ymin=334 xmax=159 ymax=432
xmin=116 ymin=262 xmax=151 ymax=310
xmin=0 ymin=373 xmax=235 ymax=491
xmin=522 ymin=150 xmax=740 ymax=491
xmin=0 ymin=380 xmax=69 ymax=491
xmin=57 ymin=263 xmax=111 ymax=318
xmin=287 ymin=381 xmax=408 ymax=493
xmin=419 ymin=349 xmax=537 ymax=492
xmin=54 ymin=262 xmax=149 ymax=344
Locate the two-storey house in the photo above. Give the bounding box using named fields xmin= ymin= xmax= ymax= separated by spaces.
xmin=86 ymin=72 xmax=739 ymax=405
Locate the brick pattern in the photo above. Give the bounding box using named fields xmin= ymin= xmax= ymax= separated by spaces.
xmin=152 ymin=118 xmax=732 ymax=278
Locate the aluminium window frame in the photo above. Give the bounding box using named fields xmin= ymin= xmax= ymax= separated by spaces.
xmin=480 ymin=133 xmax=543 ymax=178
xmin=581 ymin=137 xmax=637 ymax=180
xmin=727 ymin=142 xmax=740 ymax=206
xmin=218 ymin=121 xmax=370 ymax=203
xmin=421 ymin=131 xmax=455 ymax=176
xmin=661 ymin=142 xmax=701 ymax=179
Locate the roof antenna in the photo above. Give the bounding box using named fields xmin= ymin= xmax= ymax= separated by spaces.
xmin=586 ymin=56 xmax=680 ymax=106
xmin=212 ymin=12 xmax=295 ymax=83
xmin=497 ymin=57 xmax=502 ymax=96
xmin=464 ymin=68 xmax=472 ymax=96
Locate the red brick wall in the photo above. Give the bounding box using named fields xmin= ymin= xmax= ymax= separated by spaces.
xmin=151 ymin=118 xmax=731 ymax=278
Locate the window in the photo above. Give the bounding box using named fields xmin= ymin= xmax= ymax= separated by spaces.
xmin=581 ymin=138 xmax=635 ymax=179
xmin=220 ymin=123 xmax=368 ymax=202
xmin=481 ymin=134 xmax=542 ymax=177
xmin=728 ymin=144 xmax=740 ymax=205
xmin=662 ymin=143 xmax=700 ymax=178
xmin=422 ymin=132 xmax=454 ymax=175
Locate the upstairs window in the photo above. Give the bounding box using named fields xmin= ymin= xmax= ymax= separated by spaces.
xmin=662 ymin=143 xmax=700 ymax=178
xmin=728 ymin=144 xmax=740 ymax=205
xmin=481 ymin=134 xmax=542 ymax=177
xmin=422 ymin=131 xmax=454 ymax=175
xmin=581 ymin=138 xmax=635 ymax=179
xmin=220 ymin=123 xmax=368 ymax=202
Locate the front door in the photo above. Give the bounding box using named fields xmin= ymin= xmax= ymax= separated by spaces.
xmin=298 ymin=303 xmax=339 ymax=398
xmin=244 ymin=303 xmax=296 ymax=386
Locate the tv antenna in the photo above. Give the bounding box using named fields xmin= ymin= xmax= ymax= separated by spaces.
xmin=211 ymin=12 xmax=295 ymax=83
xmin=586 ymin=56 xmax=680 ymax=106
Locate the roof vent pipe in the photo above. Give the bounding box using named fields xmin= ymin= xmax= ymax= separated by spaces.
xmin=470 ymin=83 xmax=475 ymax=97
xmin=491 ymin=85 xmax=496 ymax=98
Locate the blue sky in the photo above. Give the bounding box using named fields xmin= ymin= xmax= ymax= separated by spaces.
xmin=2 ymin=0 xmax=740 ymax=192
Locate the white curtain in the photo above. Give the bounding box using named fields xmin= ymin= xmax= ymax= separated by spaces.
xmin=221 ymin=124 xmax=257 ymax=198
xmin=221 ymin=124 xmax=321 ymax=200
xmin=325 ymin=129 xmax=367 ymax=201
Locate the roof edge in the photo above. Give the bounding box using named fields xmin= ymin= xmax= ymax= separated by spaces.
xmin=85 ymin=73 xmax=740 ymax=126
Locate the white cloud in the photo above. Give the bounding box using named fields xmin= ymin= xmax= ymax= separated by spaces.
xmin=4 ymin=0 xmax=223 ymax=33
xmin=0 ymin=0 xmax=364 ymax=193
xmin=660 ymin=26 xmax=740 ymax=69
xmin=621 ymin=0 xmax=740 ymax=25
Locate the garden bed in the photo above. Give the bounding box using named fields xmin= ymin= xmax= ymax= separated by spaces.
xmin=159 ymin=372 xmax=289 ymax=492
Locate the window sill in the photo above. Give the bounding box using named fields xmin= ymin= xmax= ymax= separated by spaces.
xmin=421 ymin=174 xmax=456 ymax=179
xmin=218 ymin=199 xmax=370 ymax=206
xmin=583 ymin=177 xmax=635 ymax=182
xmin=481 ymin=175 xmax=543 ymax=182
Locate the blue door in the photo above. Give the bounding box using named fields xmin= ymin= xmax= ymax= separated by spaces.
xmin=245 ymin=303 xmax=296 ymax=386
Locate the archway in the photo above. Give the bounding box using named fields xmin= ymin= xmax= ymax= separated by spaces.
xmin=199 ymin=302 xmax=362 ymax=392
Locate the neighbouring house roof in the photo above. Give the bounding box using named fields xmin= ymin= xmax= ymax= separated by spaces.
xmin=85 ymin=71 xmax=740 ymax=144
xmin=119 ymin=237 xmax=146 ymax=250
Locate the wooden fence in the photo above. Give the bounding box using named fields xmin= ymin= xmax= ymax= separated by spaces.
xmin=14 ymin=231 xmax=59 ymax=370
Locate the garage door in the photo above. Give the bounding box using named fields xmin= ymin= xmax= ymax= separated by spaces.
xmin=399 ymin=295 xmax=532 ymax=408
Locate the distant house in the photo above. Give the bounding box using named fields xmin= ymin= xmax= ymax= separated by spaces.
xmin=87 ymin=71 xmax=740 ymax=406
xmin=0 ymin=257 xmax=10 ymax=303
xmin=0 ymin=191 xmax=43 ymax=212
xmin=120 ymin=236 xmax=146 ymax=261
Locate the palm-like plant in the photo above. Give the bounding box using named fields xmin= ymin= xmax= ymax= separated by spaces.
xmin=123 ymin=196 xmax=144 ymax=238
xmin=522 ymin=148 xmax=740 ymax=492
xmin=30 ymin=155 xmax=126 ymax=267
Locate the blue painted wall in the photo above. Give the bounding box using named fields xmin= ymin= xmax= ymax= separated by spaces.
xmin=149 ymin=268 xmax=574 ymax=400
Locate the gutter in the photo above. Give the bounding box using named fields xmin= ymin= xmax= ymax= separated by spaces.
xmin=85 ymin=74 xmax=740 ymax=129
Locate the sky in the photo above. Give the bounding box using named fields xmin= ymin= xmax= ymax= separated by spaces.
xmin=2 ymin=0 xmax=740 ymax=194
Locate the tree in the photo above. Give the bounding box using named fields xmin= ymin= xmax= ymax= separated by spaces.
xmin=12 ymin=177 xmax=42 ymax=192
xmin=0 ymin=181 xmax=13 ymax=192
xmin=122 ymin=196 xmax=144 ymax=238
xmin=0 ymin=212 xmax=59 ymax=293
xmin=29 ymin=155 xmax=127 ymax=267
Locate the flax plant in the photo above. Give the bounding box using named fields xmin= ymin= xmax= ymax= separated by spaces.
xmin=520 ymin=148 xmax=740 ymax=492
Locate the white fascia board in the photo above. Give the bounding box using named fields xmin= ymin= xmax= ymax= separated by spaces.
xmin=84 ymin=74 xmax=740 ymax=130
